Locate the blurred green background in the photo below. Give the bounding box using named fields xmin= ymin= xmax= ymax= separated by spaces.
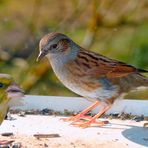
xmin=0 ymin=0 xmax=147 ymax=99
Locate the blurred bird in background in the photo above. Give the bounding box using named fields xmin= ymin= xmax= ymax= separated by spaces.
xmin=37 ymin=32 xmax=148 ymax=128
xmin=0 ymin=74 xmax=24 ymax=145
xmin=0 ymin=74 xmax=24 ymax=125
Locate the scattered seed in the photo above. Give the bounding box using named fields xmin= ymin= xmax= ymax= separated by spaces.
xmin=34 ymin=134 xmax=60 ymax=139
xmin=1 ymin=133 xmax=13 ymax=137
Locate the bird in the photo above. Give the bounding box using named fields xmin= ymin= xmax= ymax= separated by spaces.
xmin=37 ymin=32 xmax=148 ymax=128
xmin=0 ymin=74 xmax=24 ymax=125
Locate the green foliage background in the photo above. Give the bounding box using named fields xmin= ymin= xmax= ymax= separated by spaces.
xmin=0 ymin=0 xmax=147 ymax=99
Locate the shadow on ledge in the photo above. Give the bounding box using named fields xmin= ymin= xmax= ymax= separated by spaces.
xmin=122 ymin=126 xmax=148 ymax=147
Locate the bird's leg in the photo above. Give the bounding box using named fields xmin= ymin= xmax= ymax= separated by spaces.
xmin=61 ymin=101 xmax=100 ymax=122
xmin=72 ymin=104 xmax=111 ymax=128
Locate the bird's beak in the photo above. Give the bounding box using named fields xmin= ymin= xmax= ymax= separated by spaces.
xmin=7 ymin=83 xmax=24 ymax=99
xmin=37 ymin=51 xmax=45 ymax=62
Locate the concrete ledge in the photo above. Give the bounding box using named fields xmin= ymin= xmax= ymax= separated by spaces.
xmin=0 ymin=115 xmax=148 ymax=148
xmin=1 ymin=95 xmax=148 ymax=148
xmin=11 ymin=95 xmax=148 ymax=116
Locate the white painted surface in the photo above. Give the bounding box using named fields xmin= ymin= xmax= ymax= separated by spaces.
xmin=11 ymin=95 xmax=148 ymax=116
xmin=0 ymin=115 xmax=147 ymax=148
xmin=2 ymin=95 xmax=148 ymax=147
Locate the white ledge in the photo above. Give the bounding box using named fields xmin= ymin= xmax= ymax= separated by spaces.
xmin=11 ymin=95 xmax=148 ymax=116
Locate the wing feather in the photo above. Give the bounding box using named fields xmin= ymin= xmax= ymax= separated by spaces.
xmin=74 ymin=49 xmax=140 ymax=78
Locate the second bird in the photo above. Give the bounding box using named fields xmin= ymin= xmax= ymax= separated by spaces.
xmin=37 ymin=32 xmax=148 ymax=128
xmin=0 ymin=74 xmax=24 ymax=125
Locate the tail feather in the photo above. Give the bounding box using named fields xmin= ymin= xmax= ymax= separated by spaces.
xmin=110 ymin=73 xmax=148 ymax=92
xmin=134 ymin=73 xmax=148 ymax=87
xmin=138 ymin=69 xmax=148 ymax=73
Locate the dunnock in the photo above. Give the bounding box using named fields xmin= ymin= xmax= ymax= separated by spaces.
xmin=37 ymin=32 xmax=148 ymax=128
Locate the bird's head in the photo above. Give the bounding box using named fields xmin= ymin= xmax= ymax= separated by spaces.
xmin=37 ymin=32 xmax=75 ymax=61
xmin=0 ymin=74 xmax=24 ymax=101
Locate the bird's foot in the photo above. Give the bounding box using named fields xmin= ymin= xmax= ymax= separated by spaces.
xmin=60 ymin=101 xmax=100 ymax=122
xmin=60 ymin=115 xmax=93 ymax=122
xmin=71 ymin=120 xmax=110 ymax=128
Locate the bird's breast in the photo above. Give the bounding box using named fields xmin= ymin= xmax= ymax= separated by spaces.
xmin=50 ymin=59 xmax=118 ymax=101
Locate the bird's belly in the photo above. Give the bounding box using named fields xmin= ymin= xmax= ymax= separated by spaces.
xmin=55 ymin=71 xmax=118 ymax=101
xmin=51 ymin=63 xmax=118 ymax=101
xmin=64 ymin=81 xmax=117 ymax=101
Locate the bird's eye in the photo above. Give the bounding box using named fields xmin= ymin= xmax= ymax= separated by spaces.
xmin=0 ymin=83 xmax=4 ymax=88
xmin=51 ymin=44 xmax=57 ymax=49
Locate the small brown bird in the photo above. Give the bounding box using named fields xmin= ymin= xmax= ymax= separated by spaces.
xmin=37 ymin=32 xmax=148 ymax=128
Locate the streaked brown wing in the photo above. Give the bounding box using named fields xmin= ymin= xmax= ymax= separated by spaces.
xmin=75 ymin=49 xmax=137 ymax=78
xmin=87 ymin=62 xmax=137 ymax=78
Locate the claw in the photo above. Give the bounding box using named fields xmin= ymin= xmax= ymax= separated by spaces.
xmin=72 ymin=120 xmax=109 ymax=128
xmin=60 ymin=101 xmax=111 ymax=129
xmin=60 ymin=115 xmax=93 ymax=122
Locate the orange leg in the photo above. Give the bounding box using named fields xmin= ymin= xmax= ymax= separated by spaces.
xmin=72 ymin=105 xmax=111 ymax=128
xmin=61 ymin=101 xmax=100 ymax=122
